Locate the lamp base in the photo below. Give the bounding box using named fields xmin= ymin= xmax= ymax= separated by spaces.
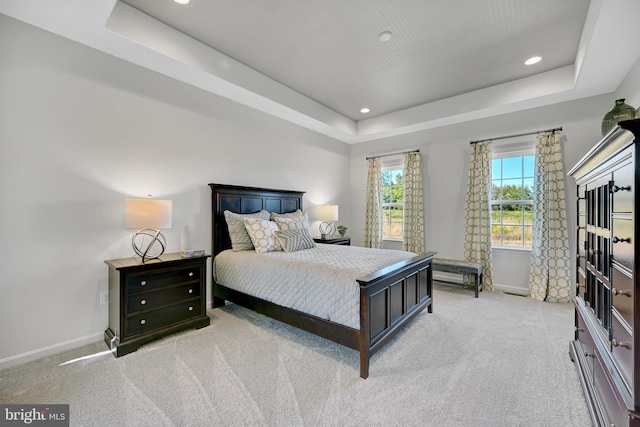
xmin=319 ymin=221 xmax=336 ymax=239
xmin=132 ymin=229 xmax=166 ymax=263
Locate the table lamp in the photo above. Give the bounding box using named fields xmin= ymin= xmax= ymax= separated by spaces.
xmin=124 ymin=196 xmax=173 ymax=263
xmin=317 ymin=205 xmax=338 ymax=239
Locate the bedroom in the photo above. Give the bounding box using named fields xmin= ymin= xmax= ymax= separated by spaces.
xmin=1 ymin=0 xmax=640 ymax=425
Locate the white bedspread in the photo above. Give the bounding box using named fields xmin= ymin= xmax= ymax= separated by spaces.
xmin=213 ymin=244 xmax=417 ymax=329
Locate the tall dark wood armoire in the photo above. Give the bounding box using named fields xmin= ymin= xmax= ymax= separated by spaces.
xmin=569 ymin=118 xmax=640 ymax=426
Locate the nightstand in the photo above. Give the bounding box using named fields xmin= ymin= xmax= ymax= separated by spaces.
xmin=313 ymin=236 xmax=351 ymax=245
xmin=104 ymin=252 xmax=210 ymax=356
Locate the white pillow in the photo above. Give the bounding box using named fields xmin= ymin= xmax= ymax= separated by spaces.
xmin=224 ymin=210 xmax=270 ymax=251
xmin=270 ymin=209 xmax=303 ymax=220
xmin=273 ymin=211 xmax=310 ymax=231
xmin=243 ymin=218 xmax=282 ymax=253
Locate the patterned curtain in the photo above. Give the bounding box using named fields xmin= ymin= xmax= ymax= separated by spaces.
xmin=364 ymin=157 xmax=383 ymax=248
xmin=529 ymin=132 xmax=572 ymax=302
xmin=403 ymin=152 xmax=425 ymax=253
xmin=464 ymin=141 xmax=494 ymax=291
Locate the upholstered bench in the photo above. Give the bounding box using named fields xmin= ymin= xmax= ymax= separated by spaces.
xmin=432 ymin=258 xmax=483 ymax=298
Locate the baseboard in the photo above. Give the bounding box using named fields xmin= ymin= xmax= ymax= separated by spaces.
xmin=493 ymin=283 xmax=529 ymax=296
xmin=0 ymin=332 xmax=103 ymax=371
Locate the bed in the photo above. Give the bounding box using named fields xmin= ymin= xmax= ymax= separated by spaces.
xmin=209 ymin=183 xmax=435 ymax=378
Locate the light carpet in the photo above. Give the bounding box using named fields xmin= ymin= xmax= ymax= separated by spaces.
xmin=0 ymin=283 xmax=590 ymax=426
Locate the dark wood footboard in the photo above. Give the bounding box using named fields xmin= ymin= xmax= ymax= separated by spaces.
xmin=213 ymin=251 xmax=434 ymax=378
xmin=357 ymin=251 xmax=435 ymax=378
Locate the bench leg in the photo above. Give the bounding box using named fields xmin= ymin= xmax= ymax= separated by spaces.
xmin=474 ymin=274 xmax=479 ymax=298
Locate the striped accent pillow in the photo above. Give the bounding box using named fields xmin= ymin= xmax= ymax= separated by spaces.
xmin=274 ymin=228 xmax=316 ymax=253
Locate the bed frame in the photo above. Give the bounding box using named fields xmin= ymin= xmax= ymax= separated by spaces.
xmin=209 ymin=183 xmax=435 ymax=378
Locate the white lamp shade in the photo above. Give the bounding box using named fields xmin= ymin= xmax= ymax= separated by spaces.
xmin=317 ymin=205 xmax=338 ymax=221
xmin=124 ymin=198 xmax=173 ymax=229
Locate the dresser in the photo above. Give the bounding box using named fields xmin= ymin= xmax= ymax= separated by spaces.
xmin=104 ymin=253 xmax=210 ymax=356
xmin=569 ymin=118 xmax=640 ymax=426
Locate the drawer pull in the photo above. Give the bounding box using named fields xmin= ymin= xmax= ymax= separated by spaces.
xmin=140 ymin=319 xmax=146 ymax=325
xmin=584 ymin=352 xmax=593 ymax=358
xmin=188 ymin=289 xmax=194 ymax=294
xmin=188 ymin=306 xmax=194 ymax=311
xmin=612 ymin=288 xmax=632 ymax=297
xmin=612 ymin=339 xmax=631 ymax=349
xmin=140 ymin=280 xmax=147 ymax=286
xmin=188 ymin=272 xmax=194 ymax=277
xmin=574 ymin=327 xmax=584 ymax=332
xmin=612 ymin=185 xmax=631 ymax=192
xmin=612 ymin=236 xmax=631 ymax=244
xmin=141 ymin=299 xmax=147 ymax=305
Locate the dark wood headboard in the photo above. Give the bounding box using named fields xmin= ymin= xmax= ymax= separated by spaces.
xmin=209 ymin=183 xmax=305 ymax=257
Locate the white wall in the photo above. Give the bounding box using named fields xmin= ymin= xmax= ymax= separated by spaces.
xmin=0 ymin=15 xmax=351 ymax=367
xmin=349 ymin=86 xmax=640 ymax=293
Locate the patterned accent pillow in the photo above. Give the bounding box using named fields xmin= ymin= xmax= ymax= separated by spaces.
xmin=273 ymin=211 xmax=309 ymax=231
xmin=270 ymin=209 xmax=303 ymax=220
xmin=274 ymin=228 xmax=316 ymax=253
xmin=224 ymin=210 xmax=270 ymax=251
xmin=243 ymin=218 xmax=282 ymax=253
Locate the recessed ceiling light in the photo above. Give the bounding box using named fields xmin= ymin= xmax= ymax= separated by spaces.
xmin=360 ymin=108 xmax=371 ymax=114
xmin=378 ymin=31 xmax=392 ymax=42
xmin=525 ymin=56 xmax=542 ymax=66
xmin=174 ymin=0 xmax=190 ymax=4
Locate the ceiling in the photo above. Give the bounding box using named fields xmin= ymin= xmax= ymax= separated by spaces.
xmin=2 ymin=0 xmax=640 ymax=143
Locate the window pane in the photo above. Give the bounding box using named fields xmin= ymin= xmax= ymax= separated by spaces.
xmin=502 ymin=225 xmax=523 ymax=246
xmin=382 ymin=187 xmax=391 ymax=203
xmin=382 ymin=171 xmax=391 ymax=186
xmin=491 ymin=181 xmax=501 ymax=200
xmin=492 ymin=159 xmax=501 ymax=180
xmin=491 ymin=205 xmax=501 ymax=223
xmin=523 ymin=178 xmax=534 ymax=199
xmin=391 ymin=170 xmax=403 ymax=184
xmin=502 ymin=204 xmax=523 ymax=225
xmin=523 ymin=225 xmax=533 ymax=246
xmin=502 ymin=157 xmax=522 ymax=179
xmin=502 ymin=179 xmax=524 ymax=200
xmin=491 ymin=225 xmax=502 ymax=245
xmin=524 ymin=155 xmax=535 ymax=177
xmin=524 ymin=206 xmax=533 ymax=224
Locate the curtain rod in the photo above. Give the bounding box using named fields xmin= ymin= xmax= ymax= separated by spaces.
xmin=366 ymin=149 xmax=420 ymax=160
xmin=470 ymin=127 xmax=563 ymax=145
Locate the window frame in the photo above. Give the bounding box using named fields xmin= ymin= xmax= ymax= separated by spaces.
xmin=490 ymin=148 xmax=535 ymax=250
xmin=381 ymin=158 xmax=404 ymax=242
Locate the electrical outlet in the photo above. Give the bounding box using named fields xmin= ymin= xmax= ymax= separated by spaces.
xmin=100 ymin=291 xmax=109 ymax=306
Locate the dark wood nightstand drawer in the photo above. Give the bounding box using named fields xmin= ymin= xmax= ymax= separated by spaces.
xmin=127 ymin=266 xmax=202 ymax=294
xmin=127 ymin=282 xmax=200 ymax=313
xmin=127 ymin=299 xmax=202 ymax=336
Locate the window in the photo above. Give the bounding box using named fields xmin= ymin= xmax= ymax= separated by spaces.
xmin=491 ymin=153 xmax=534 ymax=247
xmin=381 ymin=167 xmax=404 ymax=240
